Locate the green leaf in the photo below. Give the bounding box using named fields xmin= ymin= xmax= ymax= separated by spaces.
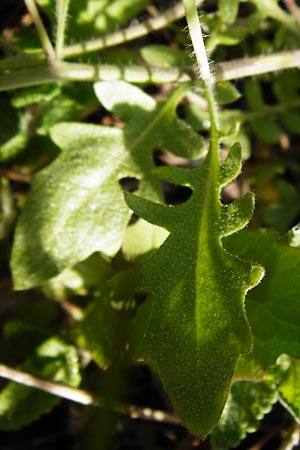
xmin=0 ymin=337 xmax=81 ymax=430
xmin=11 ymin=82 xmax=204 ymax=289
xmin=245 ymin=80 xmax=282 ymax=143
xmin=218 ymin=0 xmax=240 ymax=24
xmin=76 ymin=294 xmax=130 ymax=369
xmin=122 ymin=219 xmax=168 ymax=262
xmin=224 ymin=229 xmax=300 ymax=367
xmin=94 ymin=81 xmax=205 ymax=185
xmin=11 ymin=123 xmax=130 ymax=289
xmin=262 ymin=179 xmax=300 ymax=232
xmin=0 ymin=96 xmax=28 ymax=162
xmin=113 ymin=143 xmax=263 ymax=437
xmin=42 ymin=252 xmax=112 ymax=299
xmin=140 ymin=45 xmax=192 ymax=67
xmin=214 ymin=81 xmax=241 ymax=106
xmin=211 ymin=380 xmax=277 ymax=450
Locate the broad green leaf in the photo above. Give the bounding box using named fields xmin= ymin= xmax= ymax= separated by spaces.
xmin=218 ymin=0 xmax=240 ymax=24
xmin=211 ymin=380 xmax=277 ymax=450
xmin=11 ymin=82 xmax=204 ymax=289
xmin=112 ymin=143 xmax=263 ymax=438
xmin=140 ymin=45 xmax=192 ymax=67
xmin=0 ymin=337 xmax=81 ymax=430
xmin=11 ymin=123 xmax=130 ymax=289
xmin=225 ymin=229 xmax=300 ymax=367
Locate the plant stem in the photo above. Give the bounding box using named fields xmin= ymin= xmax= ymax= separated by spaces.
xmin=0 ymin=48 xmax=299 ymax=91
xmin=0 ymin=362 xmax=181 ymax=426
xmin=183 ymin=0 xmax=219 ymax=149
xmin=55 ymin=0 xmax=70 ymax=59
xmin=24 ymin=0 xmax=56 ymax=59
xmin=0 ymin=1 xmax=200 ymax=72
xmin=63 ymin=0 xmax=203 ymax=59
xmin=284 ymin=0 xmax=300 ymax=25
xmin=0 ymin=37 xmax=22 ymax=55
xmin=251 ymin=0 xmax=300 ymax=36
xmin=0 ymin=178 xmax=16 ymax=240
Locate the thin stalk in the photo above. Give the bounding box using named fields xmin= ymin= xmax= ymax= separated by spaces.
xmin=0 ymin=363 xmax=181 ymax=426
xmin=55 ymin=0 xmax=70 ymax=59
xmin=62 ymin=0 xmax=203 ymax=59
xmin=0 ymin=37 xmax=22 ymax=55
xmin=0 ymin=49 xmax=299 ymax=92
xmin=251 ymin=0 xmax=300 ymax=36
xmin=0 ymin=178 xmax=16 ymax=239
xmin=284 ymin=0 xmax=300 ymax=25
xmin=24 ymin=0 xmax=56 ymax=59
xmin=183 ymin=0 xmax=219 ymax=152
xmin=0 ymin=1 xmax=202 ymax=72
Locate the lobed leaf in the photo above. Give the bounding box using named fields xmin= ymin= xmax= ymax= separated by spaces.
xmin=113 ymin=144 xmax=263 ymax=437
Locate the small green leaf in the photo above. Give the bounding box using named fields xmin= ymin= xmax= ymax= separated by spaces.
xmin=140 ymin=45 xmax=192 ymax=67
xmin=214 ymin=81 xmax=241 ymax=106
xmin=0 ymin=337 xmax=81 ymax=430
xmin=113 ymin=144 xmax=263 ymax=437
xmin=0 ymin=96 xmax=28 ymax=162
xmin=218 ymin=0 xmax=240 ymax=24
xmin=211 ymin=380 xmax=277 ymax=450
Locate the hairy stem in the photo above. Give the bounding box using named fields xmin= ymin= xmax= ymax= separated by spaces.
xmin=0 ymin=1 xmax=201 ymax=73
xmin=0 ymin=49 xmax=299 ymax=92
xmin=183 ymin=0 xmax=219 ymax=151
xmin=24 ymin=0 xmax=56 ymax=59
xmin=62 ymin=0 xmax=203 ymax=59
xmin=55 ymin=0 xmax=70 ymax=59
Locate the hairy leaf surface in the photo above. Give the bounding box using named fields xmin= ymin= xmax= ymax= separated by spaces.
xmin=11 ymin=82 xmax=204 ymax=288
xmin=113 ymin=143 xmax=263 ymax=437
